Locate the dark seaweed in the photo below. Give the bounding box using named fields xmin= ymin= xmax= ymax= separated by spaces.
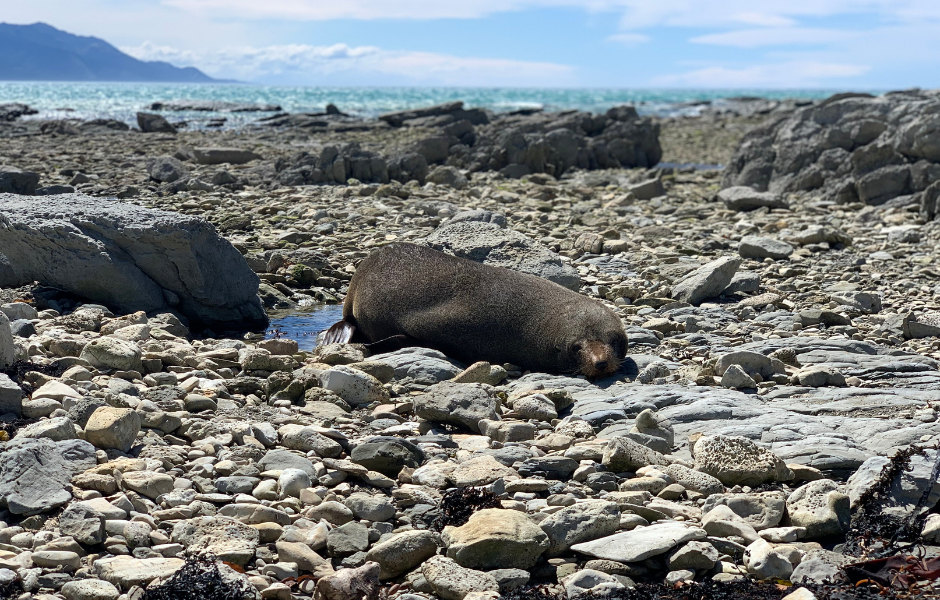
xmin=429 ymin=486 xmax=502 ymax=532
xmin=142 ymin=555 xmax=253 ymax=600
xmin=0 ymin=359 xmax=66 ymax=395
xmin=843 ymin=444 xmax=935 ymax=558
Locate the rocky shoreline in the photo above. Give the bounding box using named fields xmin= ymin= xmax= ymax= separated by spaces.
xmin=0 ymin=92 xmax=939 ymax=600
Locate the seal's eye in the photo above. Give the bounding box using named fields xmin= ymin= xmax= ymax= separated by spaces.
xmin=572 ymin=344 xmax=582 ymax=353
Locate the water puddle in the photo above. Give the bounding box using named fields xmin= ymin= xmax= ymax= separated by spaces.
xmin=265 ymin=304 xmax=344 ymax=351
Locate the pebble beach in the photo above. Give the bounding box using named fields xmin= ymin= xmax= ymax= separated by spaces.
xmin=0 ymin=91 xmax=939 ymax=600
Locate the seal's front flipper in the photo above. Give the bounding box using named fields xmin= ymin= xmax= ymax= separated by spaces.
xmin=364 ymin=334 xmax=409 ymax=354
xmin=322 ymin=320 xmax=356 ymax=345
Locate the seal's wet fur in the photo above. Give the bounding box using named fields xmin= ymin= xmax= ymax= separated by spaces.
xmin=324 ymin=243 xmax=627 ymax=378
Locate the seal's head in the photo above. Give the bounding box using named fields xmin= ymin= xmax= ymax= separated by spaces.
xmin=557 ymin=305 xmax=628 ymax=379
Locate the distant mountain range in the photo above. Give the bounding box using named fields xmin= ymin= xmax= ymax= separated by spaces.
xmin=0 ymin=22 xmax=218 ymax=82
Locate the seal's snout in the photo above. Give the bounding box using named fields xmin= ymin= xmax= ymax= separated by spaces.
xmin=578 ymin=340 xmax=622 ymax=379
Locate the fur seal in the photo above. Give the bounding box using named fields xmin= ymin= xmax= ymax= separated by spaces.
xmin=323 ymin=243 xmax=627 ymax=378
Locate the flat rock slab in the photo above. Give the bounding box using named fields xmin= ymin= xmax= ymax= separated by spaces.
xmin=0 ymin=437 xmax=97 ymax=515
xmin=94 ymin=556 xmax=185 ymax=590
xmin=0 ymin=193 xmax=266 ymax=329
xmin=571 ymin=521 xmax=707 ymax=562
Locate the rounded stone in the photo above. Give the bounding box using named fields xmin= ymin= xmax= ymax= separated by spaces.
xmin=61 ymin=579 xmax=120 ymax=600
xmin=442 ymin=508 xmax=550 ymax=570
xmin=84 ymin=407 xmax=141 ymax=452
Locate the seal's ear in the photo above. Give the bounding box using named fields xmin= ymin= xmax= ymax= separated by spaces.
xmin=322 ymin=320 xmax=356 ymax=345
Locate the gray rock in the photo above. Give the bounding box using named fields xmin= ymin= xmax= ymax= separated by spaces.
xmin=191 ymin=147 xmax=261 ymax=165
xmin=448 ymin=210 xmax=507 ymax=228
xmin=723 ymin=271 xmax=761 ymax=295
xmin=259 ymin=449 xmax=317 ymax=477
xmin=327 ymin=521 xmax=370 ymax=557
xmin=370 ymin=348 xmax=463 ymax=385
xmin=18 ymin=415 xmax=77 ymax=441
xmin=136 ymin=113 xmax=176 ymax=134
xmin=571 ymin=521 xmax=707 ymax=563
xmin=0 ymin=166 xmax=40 ymax=195
xmin=443 ymin=508 xmax=549 ymax=570
xmin=0 ymin=312 xmax=13 ymax=369
xmin=739 ymin=236 xmax=794 ymax=260
xmin=830 ymin=291 xmax=882 ymax=314
xmin=427 ymin=166 xmax=468 ymax=189
xmin=693 ymin=435 xmax=792 ymax=486
xmin=1 ymin=302 xmax=37 ymax=321
xmin=414 ymin=382 xmax=499 ymax=433
xmin=744 ymin=537 xmax=793 ymax=580
xmin=345 ymin=493 xmax=396 ymax=522
xmin=350 ymin=436 xmax=424 ymax=477
xmin=662 ymin=464 xmax=724 ymax=496
xmin=789 ymin=550 xmax=848 ymax=584
xmin=421 ymin=221 xmax=581 ymax=290
xmin=629 ymin=178 xmax=665 ymax=200
xmin=846 ymin=450 xmax=940 ymax=516
xmin=562 ymin=569 xmax=627 ymax=598
xmin=0 ymin=374 xmax=21 ymax=416
xmin=488 ymin=568 xmax=530 ymax=592
xmin=147 ymin=156 xmax=188 ymax=182
xmin=721 ymin=364 xmax=757 ymax=389
xmin=422 ymin=555 xmax=499 ymax=600
xmin=701 ymin=492 xmax=786 ymax=530
xmin=668 ymin=540 xmax=719 ymax=570
xmin=671 ymin=256 xmax=741 ymax=305
xmin=718 ymin=187 xmax=789 ymax=211
xmin=722 ymin=91 xmax=940 ymax=208
xmin=540 ymin=500 xmax=621 ymax=556
xmin=0 ymin=438 xmax=96 ymax=514
xmin=0 ymin=193 xmax=266 ymax=328
xmin=61 ymin=579 xmax=120 ymax=600
xmin=59 ymin=502 xmax=106 ymax=545
xmin=786 ymin=479 xmax=851 ymax=539
xmin=602 ymin=436 xmax=669 ymax=472
xmin=84 ymin=407 xmax=141 ymax=452
xmin=9 ymin=319 xmax=35 ymax=338
xmin=366 ymin=530 xmax=440 ymax=579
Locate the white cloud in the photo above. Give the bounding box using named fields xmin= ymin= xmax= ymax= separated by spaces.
xmin=651 ymin=60 xmax=870 ymax=87
xmin=691 ymin=27 xmax=856 ymax=47
xmin=606 ymin=33 xmax=649 ymax=46
xmin=731 ymin=12 xmax=796 ymax=27
xmin=122 ymin=42 xmax=574 ymax=86
xmin=159 ymin=0 xmax=940 ymax=25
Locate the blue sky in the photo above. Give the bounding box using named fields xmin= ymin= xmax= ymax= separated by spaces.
xmin=6 ymin=0 xmax=940 ymax=88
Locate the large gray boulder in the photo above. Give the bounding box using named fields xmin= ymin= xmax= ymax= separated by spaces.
xmin=0 ymin=193 xmax=266 ymax=329
xmin=0 ymin=437 xmax=96 ymax=515
xmin=421 ymin=221 xmax=581 ymax=290
xmin=722 ymin=90 xmax=940 ymax=211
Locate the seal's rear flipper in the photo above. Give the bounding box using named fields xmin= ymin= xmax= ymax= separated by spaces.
xmin=322 ymin=320 xmax=356 ymax=345
xmin=364 ymin=334 xmax=409 ymax=354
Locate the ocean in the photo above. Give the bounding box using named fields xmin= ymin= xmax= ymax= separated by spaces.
xmin=0 ymin=82 xmax=862 ymax=129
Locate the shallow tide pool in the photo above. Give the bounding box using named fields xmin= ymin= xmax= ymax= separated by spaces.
xmin=264 ymin=304 xmax=344 ymax=351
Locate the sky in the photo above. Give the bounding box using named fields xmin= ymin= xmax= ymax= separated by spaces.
xmin=5 ymin=0 xmax=940 ymax=88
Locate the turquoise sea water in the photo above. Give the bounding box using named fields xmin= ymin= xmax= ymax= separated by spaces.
xmin=0 ymin=82 xmax=870 ymax=129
